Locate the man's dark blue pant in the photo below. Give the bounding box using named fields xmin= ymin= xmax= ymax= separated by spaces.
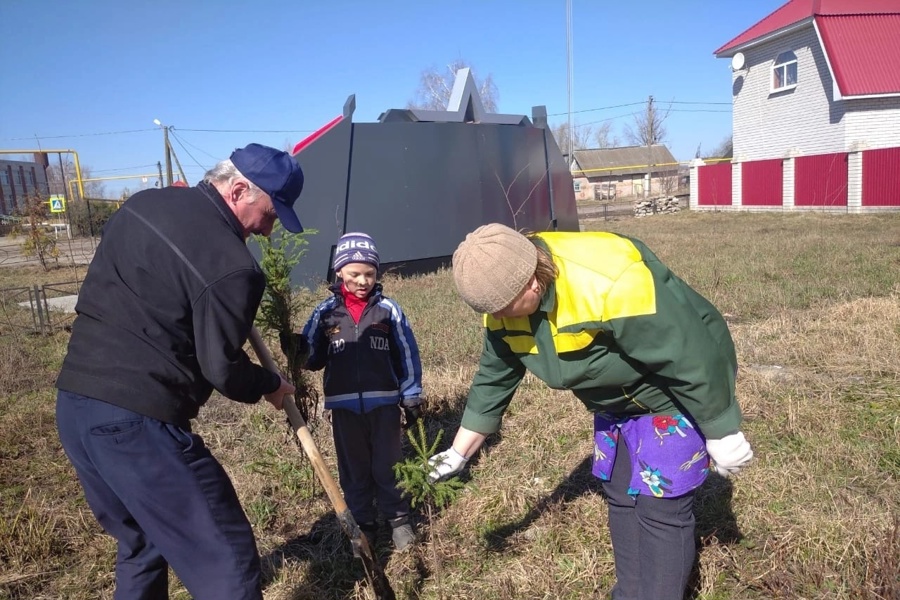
xmin=56 ymin=390 xmax=262 ymax=600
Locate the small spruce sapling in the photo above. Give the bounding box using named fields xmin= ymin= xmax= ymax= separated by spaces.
xmin=394 ymin=420 xmax=464 ymax=596
xmin=253 ymin=223 xmax=318 ymax=422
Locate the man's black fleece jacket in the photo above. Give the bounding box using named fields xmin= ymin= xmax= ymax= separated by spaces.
xmin=56 ymin=182 xmax=280 ymax=427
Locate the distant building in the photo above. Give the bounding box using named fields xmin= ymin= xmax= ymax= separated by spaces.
xmin=693 ymin=0 xmax=900 ymax=210
xmin=716 ymin=0 xmax=900 ymax=163
xmin=571 ymin=145 xmax=679 ymax=201
xmin=0 ymin=155 xmax=50 ymax=215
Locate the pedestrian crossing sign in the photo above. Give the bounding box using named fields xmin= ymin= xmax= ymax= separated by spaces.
xmin=49 ymin=196 xmax=66 ymax=213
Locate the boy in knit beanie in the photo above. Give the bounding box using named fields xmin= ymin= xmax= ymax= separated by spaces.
xmin=429 ymin=223 xmax=753 ymax=600
xmin=285 ymin=232 xmax=423 ymax=554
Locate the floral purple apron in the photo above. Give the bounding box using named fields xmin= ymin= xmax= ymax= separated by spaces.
xmin=592 ymin=413 xmax=710 ymax=498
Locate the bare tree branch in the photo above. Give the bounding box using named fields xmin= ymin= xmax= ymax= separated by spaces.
xmin=46 ymin=161 xmax=106 ymax=199
xmin=408 ymin=59 xmax=499 ymax=112
xmin=551 ymin=122 xmax=596 ymax=154
xmin=704 ymin=135 xmax=733 ymax=159
xmin=623 ymin=96 xmax=671 ymax=146
xmin=593 ymin=122 xmax=619 ymax=149
xmin=494 ymin=165 xmax=548 ymax=230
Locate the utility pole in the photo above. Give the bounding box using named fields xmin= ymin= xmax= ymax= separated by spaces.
xmin=169 ymin=143 xmax=188 ymax=185
xmin=153 ymin=119 xmax=174 ymax=186
xmin=163 ymin=126 xmax=173 ymax=186
xmin=565 ymin=0 xmax=574 ymax=167
xmin=57 ymin=152 xmax=73 ymax=237
xmin=646 ymin=95 xmax=654 ymax=199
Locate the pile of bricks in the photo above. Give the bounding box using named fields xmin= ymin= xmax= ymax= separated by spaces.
xmin=633 ymin=196 xmax=681 ymax=218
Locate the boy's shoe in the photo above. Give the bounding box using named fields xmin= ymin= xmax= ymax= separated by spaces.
xmin=352 ymin=521 xmax=378 ymax=558
xmin=388 ymin=516 xmax=416 ymax=551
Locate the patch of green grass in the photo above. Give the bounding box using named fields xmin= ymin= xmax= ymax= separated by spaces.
xmin=246 ymin=455 xmax=316 ymax=499
xmin=245 ymin=496 xmax=278 ymax=529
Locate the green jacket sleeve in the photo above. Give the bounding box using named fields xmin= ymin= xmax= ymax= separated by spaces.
xmin=460 ymin=328 xmax=527 ymax=435
xmin=605 ymin=262 xmax=742 ymax=439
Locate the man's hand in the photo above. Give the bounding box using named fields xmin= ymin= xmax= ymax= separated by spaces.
xmin=706 ymin=431 xmax=753 ymax=477
xmin=427 ymin=447 xmax=468 ymax=482
xmin=264 ymin=374 xmax=295 ymax=411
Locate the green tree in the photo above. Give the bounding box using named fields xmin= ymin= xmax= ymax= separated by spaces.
xmin=68 ymin=200 xmax=116 ymax=237
xmin=394 ymin=421 xmax=465 ymax=599
xmin=12 ymin=194 xmax=59 ymax=271
xmin=253 ymin=223 xmax=318 ymax=422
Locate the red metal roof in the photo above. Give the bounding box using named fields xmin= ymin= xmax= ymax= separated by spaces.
xmin=818 ymin=14 xmax=900 ymax=96
xmin=715 ymin=0 xmax=900 ymax=97
xmin=715 ymin=0 xmax=814 ymax=54
xmin=715 ymin=0 xmax=900 ymax=54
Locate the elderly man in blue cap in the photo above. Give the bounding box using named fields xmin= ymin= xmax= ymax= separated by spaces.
xmin=55 ymin=143 xmax=305 ymax=599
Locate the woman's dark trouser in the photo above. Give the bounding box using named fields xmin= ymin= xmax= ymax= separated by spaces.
xmin=56 ymin=390 xmax=262 ymax=600
xmin=601 ymin=434 xmax=697 ymax=600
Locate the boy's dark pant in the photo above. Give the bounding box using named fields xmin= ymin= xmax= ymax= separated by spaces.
xmin=56 ymin=390 xmax=262 ymax=600
xmin=601 ymin=434 xmax=696 ymax=600
xmin=331 ymin=404 xmax=409 ymax=524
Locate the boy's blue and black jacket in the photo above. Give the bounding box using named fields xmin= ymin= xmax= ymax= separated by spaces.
xmin=302 ymin=283 xmax=423 ymax=413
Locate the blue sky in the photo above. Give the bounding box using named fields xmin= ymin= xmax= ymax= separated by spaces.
xmin=0 ymin=1 xmax=782 ymax=198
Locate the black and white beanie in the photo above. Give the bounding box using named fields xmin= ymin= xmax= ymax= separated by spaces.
xmin=333 ymin=232 xmax=380 ymax=271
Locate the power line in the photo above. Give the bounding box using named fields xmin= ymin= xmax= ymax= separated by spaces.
xmin=169 ymin=130 xmax=221 ymax=162
xmin=177 ymin=128 xmax=315 ymax=133
xmin=573 ymin=110 xmax=643 ymax=128
xmin=565 ymin=106 xmax=730 ymax=129
xmin=548 ymin=99 xmax=731 ymax=118
xmin=168 ymin=130 xmax=208 ymax=173
xmin=669 ymin=100 xmax=731 ymax=105
xmin=93 ymin=164 xmax=159 ymax=174
xmin=7 ymin=128 xmax=156 ymax=141
xmin=669 ymin=108 xmax=731 ymax=113
xmin=548 ymin=101 xmax=645 ymax=117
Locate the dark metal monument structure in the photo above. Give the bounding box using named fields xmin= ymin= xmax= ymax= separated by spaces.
xmin=284 ymin=68 xmax=579 ymax=288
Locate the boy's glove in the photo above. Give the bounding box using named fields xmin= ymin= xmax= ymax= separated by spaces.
xmin=401 ymin=397 xmax=422 ymax=429
xmin=427 ymin=447 xmax=467 ymax=482
xmin=706 ymin=431 xmax=753 ymax=477
xmin=279 ymin=332 xmax=310 ymax=365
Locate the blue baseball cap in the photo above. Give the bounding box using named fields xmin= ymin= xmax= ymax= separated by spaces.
xmin=230 ymin=143 xmax=305 ymax=233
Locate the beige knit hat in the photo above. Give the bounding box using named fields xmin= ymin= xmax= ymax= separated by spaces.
xmin=452 ymin=223 xmax=538 ymax=314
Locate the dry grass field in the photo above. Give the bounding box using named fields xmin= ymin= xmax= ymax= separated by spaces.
xmin=1 ymin=211 xmax=898 ymax=599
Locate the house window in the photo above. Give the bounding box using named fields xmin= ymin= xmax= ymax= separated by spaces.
xmin=772 ymin=50 xmax=797 ymax=92
xmin=0 ymin=172 xmax=8 ymax=185
xmin=573 ymin=181 xmax=581 ymax=193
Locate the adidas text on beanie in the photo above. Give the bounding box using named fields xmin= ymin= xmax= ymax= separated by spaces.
xmin=333 ymin=232 xmax=380 ymax=271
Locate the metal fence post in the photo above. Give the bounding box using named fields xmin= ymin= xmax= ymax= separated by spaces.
xmin=27 ymin=287 xmax=39 ymax=333
xmin=33 ymin=285 xmax=45 ymax=334
xmin=40 ymin=284 xmax=53 ymax=333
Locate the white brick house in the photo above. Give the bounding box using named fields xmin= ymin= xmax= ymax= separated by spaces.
xmin=692 ymin=0 xmax=900 ymax=211
xmin=716 ymin=0 xmax=900 ymax=160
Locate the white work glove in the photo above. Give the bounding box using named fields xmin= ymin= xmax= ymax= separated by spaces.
xmin=427 ymin=447 xmax=468 ymax=482
xmin=706 ymin=431 xmax=753 ymax=477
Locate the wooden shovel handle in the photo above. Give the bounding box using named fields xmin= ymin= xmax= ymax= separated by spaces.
xmin=248 ymin=327 xmax=348 ymax=512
